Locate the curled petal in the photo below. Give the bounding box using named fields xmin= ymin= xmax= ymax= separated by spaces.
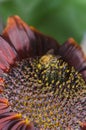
xmin=2 ymin=15 xmax=59 ymax=59
xmin=58 ymin=38 xmax=86 ymax=81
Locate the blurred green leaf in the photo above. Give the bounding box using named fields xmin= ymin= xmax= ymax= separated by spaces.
xmin=0 ymin=0 xmax=86 ymax=44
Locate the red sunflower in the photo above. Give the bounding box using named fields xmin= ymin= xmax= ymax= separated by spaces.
xmin=0 ymin=15 xmax=85 ymax=130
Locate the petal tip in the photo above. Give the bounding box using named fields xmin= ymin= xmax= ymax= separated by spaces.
xmin=67 ymin=37 xmax=75 ymax=43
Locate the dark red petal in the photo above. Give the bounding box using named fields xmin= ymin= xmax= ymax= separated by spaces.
xmin=0 ymin=51 xmax=10 ymax=71
xmin=11 ymin=120 xmax=34 ymax=130
xmin=0 ymin=113 xmax=20 ymax=129
xmin=25 ymin=123 xmax=35 ymax=130
xmin=14 ymin=15 xmax=59 ymax=56
xmin=2 ymin=119 xmax=34 ymax=130
xmin=0 ymin=98 xmax=9 ymax=114
xmin=0 ymin=77 xmax=4 ymax=92
xmin=0 ymin=98 xmax=9 ymax=115
xmin=1 ymin=119 xmax=22 ymax=130
xmin=0 ymin=111 xmax=34 ymax=130
xmin=0 ymin=36 xmax=17 ymax=72
xmin=3 ymin=16 xmax=30 ymax=59
xmin=25 ymin=27 xmax=60 ymax=55
xmin=2 ymin=15 xmax=59 ymax=59
xmin=0 ymin=98 xmax=35 ymax=130
xmin=0 ymin=98 xmax=9 ymax=105
xmin=10 ymin=120 xmax=27 ymax=130
xmin=81 ymin=70 xmax=86 ymax=82
xmin=79 ymin=121 xmax=86 ymax=130
xmin=58 ymin=38 xmax=86 ymax=81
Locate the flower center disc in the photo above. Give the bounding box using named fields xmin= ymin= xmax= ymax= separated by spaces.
xmin=2 ymin=54 xmax=86 ymax=129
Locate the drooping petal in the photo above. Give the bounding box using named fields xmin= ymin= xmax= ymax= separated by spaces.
xmin=2 ymin=15 xmax=59 ymax=59
xmin=58 ymin=38 xmax=86 ymax=81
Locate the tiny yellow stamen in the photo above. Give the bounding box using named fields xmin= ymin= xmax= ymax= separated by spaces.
xmin=25 ymin=118 xmax=30 ymax=124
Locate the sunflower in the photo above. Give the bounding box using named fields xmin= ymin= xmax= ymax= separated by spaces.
xmin=0 ymin=15 xmax=85 ymax=130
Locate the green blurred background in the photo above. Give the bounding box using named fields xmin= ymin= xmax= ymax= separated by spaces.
xmin=0 ymin=0 xmax=86 ymax=44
